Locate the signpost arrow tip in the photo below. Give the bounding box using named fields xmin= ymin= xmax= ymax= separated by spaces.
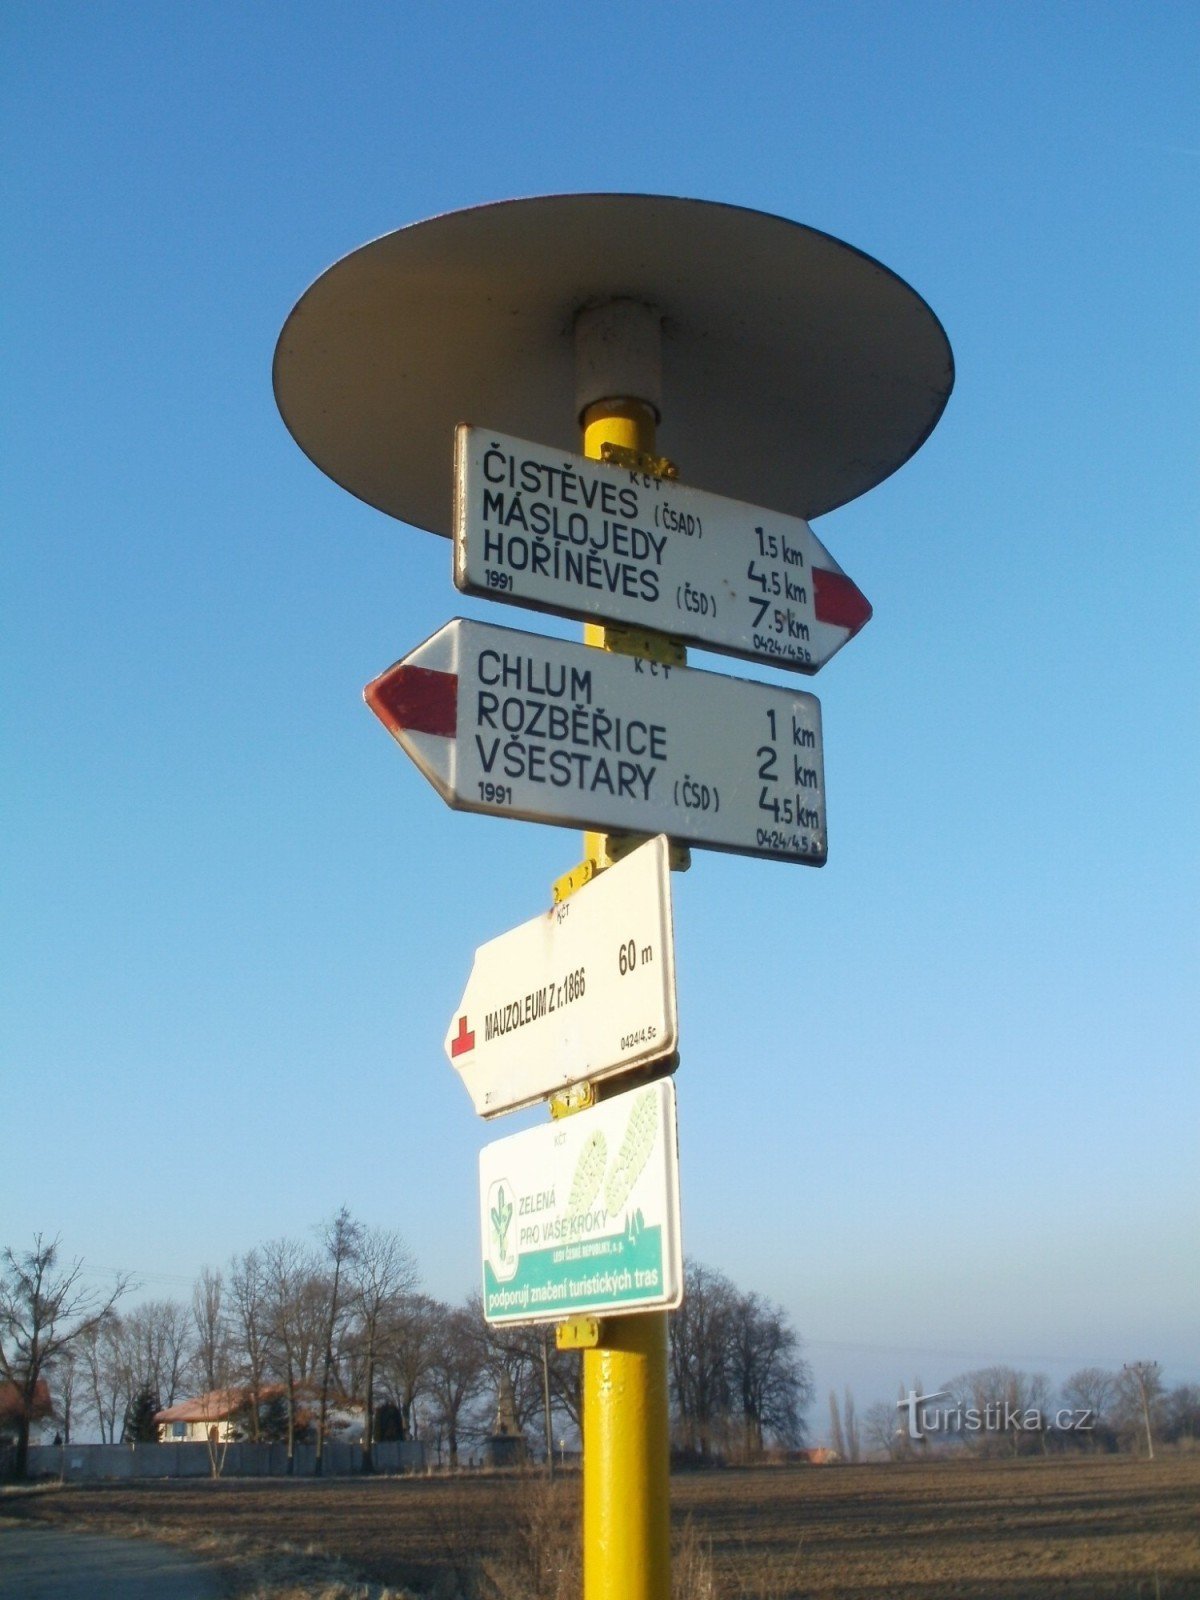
xmin=365 ymin=663 xmax=457 ymax=738
xmin=812 ymin=568 xmax=872 ymax=636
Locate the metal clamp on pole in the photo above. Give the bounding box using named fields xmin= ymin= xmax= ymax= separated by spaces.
xmin=549 ymin=1083 xmax=596 ymax=1119
xmin=556 ymin=1317 xmax=604 ymax=1351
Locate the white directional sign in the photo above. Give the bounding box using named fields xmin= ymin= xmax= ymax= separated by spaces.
xmin=480 ymin=1077 xmax=683 ymax=1325
xmin=365 ymin=617 xmax=827 ymax=865
xmin=454 ymin=425 xmax=872 ymax=674
xmin=446 ymin=836 xmax=677 ymax=1118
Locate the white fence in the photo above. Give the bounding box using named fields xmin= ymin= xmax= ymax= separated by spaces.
xmin=25 ymin=1439 xmax=424 ymax=1481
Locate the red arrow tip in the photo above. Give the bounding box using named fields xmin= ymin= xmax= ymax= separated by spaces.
xmin=365 ymin=665 xmax=458 ymax=738
xmin=813 ymin=568 xmax=873 ymax=637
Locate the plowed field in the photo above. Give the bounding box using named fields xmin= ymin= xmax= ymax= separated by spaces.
xmin=10 ymin=1454 xmax=1200 ymax=1598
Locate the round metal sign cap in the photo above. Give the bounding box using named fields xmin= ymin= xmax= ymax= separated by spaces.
xmin=274 ymin=193 xmax=953 ymax=535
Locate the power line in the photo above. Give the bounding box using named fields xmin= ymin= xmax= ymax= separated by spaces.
xmin=85 ymin=1264 xmax=196 ymax=1289
xmin=802 ymin=1334 xmax=1130 ymax=1370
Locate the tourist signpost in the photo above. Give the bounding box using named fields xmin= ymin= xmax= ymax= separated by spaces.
xmin=364 ymin=617 xmax=827 ymax=865
xmin=275 ymin=192 xmax=953 ymax=1600
xmin=445 ymin=835 xmax=677 ymax=1118
xmin=455 ymin=424 xmax=872 ymax=673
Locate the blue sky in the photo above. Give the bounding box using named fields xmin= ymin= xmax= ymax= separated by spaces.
xmin=5 ymin=1 xmax=1197 ymax=1429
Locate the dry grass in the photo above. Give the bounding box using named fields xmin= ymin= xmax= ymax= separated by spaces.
xmin=471 ymin=1477 xmax=581 ymax=1600
xmin=465 ymin=1483 xmax=723 ymax=1600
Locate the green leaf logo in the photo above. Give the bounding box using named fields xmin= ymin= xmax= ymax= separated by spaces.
xmin=491 ymin=1184 xmax=513 ymax=1261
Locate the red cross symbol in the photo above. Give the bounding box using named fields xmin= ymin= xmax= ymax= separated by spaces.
xmin=450 ymin=1016 xmax=475 ymax=1058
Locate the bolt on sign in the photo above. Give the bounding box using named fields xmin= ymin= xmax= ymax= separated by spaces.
xmin=480 ymin=1077 xmax=683 ymax=1325
xmin=455 ymin=425 xmax=872 ymax=674
xmin=364 ymin=617 xmax=827 ymax=865
xmin=446 ymin=835 xmax=677 ymax=1118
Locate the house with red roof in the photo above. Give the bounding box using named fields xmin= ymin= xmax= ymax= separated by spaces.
xmin=155 ymin=1385 xmax=366 ymax=1445
xmin=154 ymin=1387 xmax=257 ymax=1444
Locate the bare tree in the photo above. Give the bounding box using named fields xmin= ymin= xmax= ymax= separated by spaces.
xmin=472 ymin=1303 xmax=577 ymax=1462
xmin=1061 ymin=1367 xmax=1116 ymax=1445
xmin=540 ymin=1327 xmax=583 ymax=1439
xmin=78 ymin=1316 xmax=123 ymax=1443
xmin=941 ymin=1366 xmax=1050 ymax=1456
xmin=426 ymin=1302 xmax=487 ymax=1470
xmin=89 ymin=1298 xmax=194 ymax=1444
xmin=55 ymin=1347 xmax=80 ymax=1446
xmin=191 ymin=1267 xmax=226 ymax=1394
xmin=1061 ymin=1366 xmax=1116 ymax=1423
xmin=96 ymin=1316 xmax=138 ymax=1441
xmin=863 ymin=1399 xmax=902 ymax=1460
xmin=262 ymin=1237 xmax=320 ymax=1471
xmin=379 ymin=1292 xmax=441 ymax=1440
xmin=669 ymin=1261 xmax=736 ymax=1457
xmin=351 ymin=1226 xmax=418 ymax=1472
xmin=315 ymin=1207 xmax=361 ymax=1475
xmin=538 ymin=1327 xmax=555 ymax=1474
xmin=0 ymin=1236 xmax=130 ymax=1477
xmin=228 ymin=1250 xmax=270 ymax=1440
xmin=1164 ymin=1383 xmax=1200 ymax=1445
xmin=669 ymin=1264 xmax=811 ymax=1460
xmin=122 ymin=1300 xmax=192 ymax=1412
xmin=728 ymin=1289 xmax=810 ymax=1455
xmin=474 ymin=1302 xmax=552 ymax=1439
xmin=197 ymin=1320 xmax=241 ymax=1479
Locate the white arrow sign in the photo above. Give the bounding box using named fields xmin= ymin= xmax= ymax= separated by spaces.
xmin=454 ymin=425 xmax=872 ymax=674
xmin=365 ymin=618 xmax=827 ymax=865
xmin=446 ymin=835 xmax=677 ymax=1118
xmin=480 ymin=1077 xmax=683 ymax=1325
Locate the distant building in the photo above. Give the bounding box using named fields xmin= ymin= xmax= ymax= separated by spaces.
xmin=155 ymin=1388 xmax=250 ymax=1444
xmin=154 ymin=1386 xmax=366 ymax=1445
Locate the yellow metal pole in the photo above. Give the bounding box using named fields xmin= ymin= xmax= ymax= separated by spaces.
xmin=579 ymin=395 xmax=671 ymax=1600
xmin=582 ymin=1309 xmax=670 ymax=1598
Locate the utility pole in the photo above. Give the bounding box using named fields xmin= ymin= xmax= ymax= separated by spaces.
xmin=1124 ymin=1361 xmax=1159 ymax=1460
xmin=541 ymin=1326 xmax=555 ymax=1482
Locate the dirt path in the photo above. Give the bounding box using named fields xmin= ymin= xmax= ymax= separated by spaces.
xmin=0 ymin=1522 xmax=222 ymax=1600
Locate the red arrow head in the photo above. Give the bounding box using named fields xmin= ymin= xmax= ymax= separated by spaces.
xmin=813 ymin=568 xmax=873 ymax=637
xmin=365 ymin=665 xmax=458 ymax=737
